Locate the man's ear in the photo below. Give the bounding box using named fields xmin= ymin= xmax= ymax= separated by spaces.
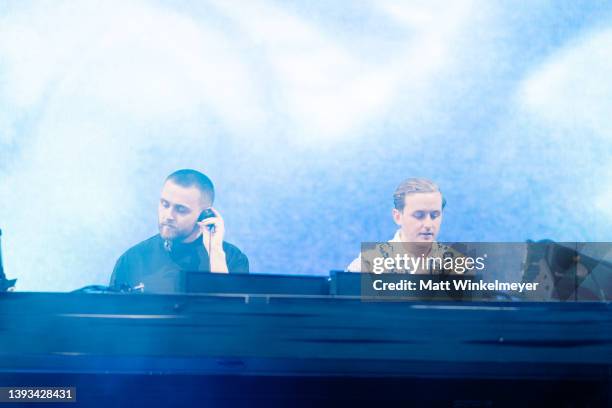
xmin=392 ymin=208 xmax=402 ymax=226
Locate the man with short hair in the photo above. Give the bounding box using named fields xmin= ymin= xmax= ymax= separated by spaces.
xmin=346 ymin=178 xmax=461 ymax=273
xmin=110 ymin=169 xmax=248 ymax=293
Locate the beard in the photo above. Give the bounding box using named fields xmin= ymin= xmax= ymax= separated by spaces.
xmin=158 ymin=224 xmax=200 ymax=242
xmin=159 ymin=223 xmax=192 ymax=241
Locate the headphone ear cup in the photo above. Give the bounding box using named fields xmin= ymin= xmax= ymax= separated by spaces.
xmin=198 ymin=208 xmax=215 ymax=222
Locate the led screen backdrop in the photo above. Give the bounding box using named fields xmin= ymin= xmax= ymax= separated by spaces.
xmin=1 ymin=0 xmax=611 ymax=291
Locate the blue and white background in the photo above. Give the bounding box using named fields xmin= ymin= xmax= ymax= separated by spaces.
xmin=1 ymin=0 xmax=611 ymax=291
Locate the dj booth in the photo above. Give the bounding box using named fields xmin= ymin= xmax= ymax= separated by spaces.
xmin=1 ymin=272 xmax=611 ymax=406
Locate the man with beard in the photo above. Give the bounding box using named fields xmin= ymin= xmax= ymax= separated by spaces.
xmin=110 ymin=169 xmax=248 ymax=293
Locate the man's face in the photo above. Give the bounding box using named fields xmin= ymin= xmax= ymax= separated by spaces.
xmin=392 ymin=192 xmax=443 ymax=242
xmin=158 ymin=180 xmax=208 ymax=242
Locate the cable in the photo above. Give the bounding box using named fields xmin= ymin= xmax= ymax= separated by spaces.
xmin=208 ymin=229 xmax=213 ymax=272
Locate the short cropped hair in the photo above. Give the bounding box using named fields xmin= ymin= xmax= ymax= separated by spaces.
xmin=166 ymin=169 xmax=215 ymax=204
xmin=393 ymin=178 xmax=446 ymax=211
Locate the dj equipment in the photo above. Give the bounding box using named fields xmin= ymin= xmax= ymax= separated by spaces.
xmin=1 ymin=277 xmax=610 ymax=406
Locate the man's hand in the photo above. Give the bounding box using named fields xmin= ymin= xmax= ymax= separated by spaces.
xmin=197 ymin=207 xmax=228 ymax=273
